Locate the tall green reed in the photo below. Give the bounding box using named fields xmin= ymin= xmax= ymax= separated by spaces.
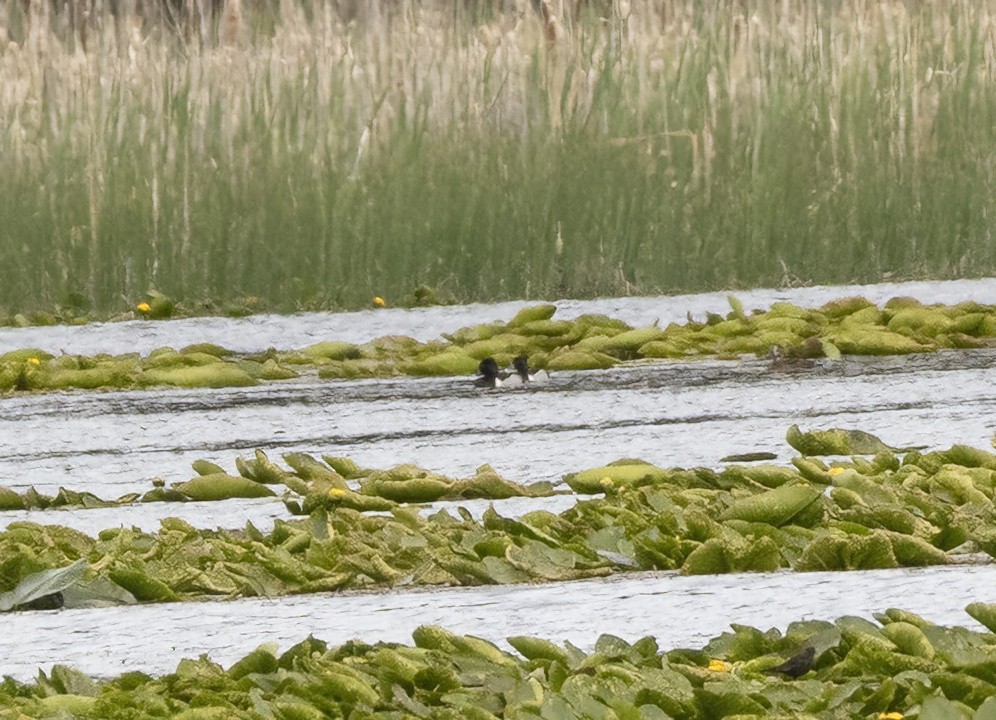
xmin=0 ymin=0 xmax=992 ymax=315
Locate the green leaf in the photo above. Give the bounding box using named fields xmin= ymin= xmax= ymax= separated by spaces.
xmin=0 ymin=559 xmax=87 ymax=611
xmin=918 ymin=695 xmax=971 ymax=720
xmin=975 ymin=697 xmax=996 ymax=720
xmin=174 ymin=473 xmax=275 ymax=500
xmin=720 ymin=483 xmax=823 ymax=527
xmin=966 ymin=602 xmax=996 ymax=633
xmin=62 ymin=575 xmax=138 ymax=608
xmin=786 ymin=425 xmax=902 ymax=455
xmin=820 ymin=340 xmax=842 ymax=359
xmin=49 ymin=665 xmax=99 ymax=696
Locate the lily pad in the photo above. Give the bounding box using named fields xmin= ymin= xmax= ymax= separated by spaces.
xmin=787 ymin=425 xmax=910 ymax=455
xmin=564 ymin=462 xmax=669 ymax=493
xmin=509 ymin=304 xmax=558 ymax=326
xmin=142 ymin=363 xmax=257 ymax=388
xmin=173 ymin=473 xmax=276 ymax=501
xmin=0 ymin=485 xmax=26 ymax=510
xmin=965 ymin=602 xmax=996 ymax=634
xmin=0 ymin=559 xmax=87 ymax=612
xmin=720 ymin=484 xmax=823 ymax=527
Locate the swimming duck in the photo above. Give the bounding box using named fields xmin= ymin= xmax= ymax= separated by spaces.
xmin=505 ymin=354 xmax=549 ymax=385
xmin=474 ymin=357 xmax=505 ymax=388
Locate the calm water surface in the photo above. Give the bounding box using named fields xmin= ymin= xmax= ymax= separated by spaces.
xmin=0 ymin=351 xmax=992 ymax=499
xmin=2 ymin=565 xmax=994 ymax=681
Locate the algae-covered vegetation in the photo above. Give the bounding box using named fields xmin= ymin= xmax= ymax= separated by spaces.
xmin=1 ymin=297 xmax=993 ymax=394
xmin=3 ymin=607 xmax=996 ymax=719
xmin=1 ymin=1 xmax=993 ymax=316
xmin=0 ymin=452 xmax=556 ymax=512
xmin=3 ymin=430 xmax=995 ymax=611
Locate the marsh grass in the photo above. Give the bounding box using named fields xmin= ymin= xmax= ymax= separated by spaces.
xmin=0 ymin=0 xmax=993 ymax=315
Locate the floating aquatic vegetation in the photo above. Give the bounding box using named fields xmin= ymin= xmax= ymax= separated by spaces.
xmin=0 ymin=452 xmax=557 ymax=511
xmin=508 ymin=304 xmax=558 ymax=326
xmin=546 ymin=349 xmax=620 ymax=371
xmin=719 ymin=464 xmax=800 ymax=488
xmin=3 ymin=434 xmax=996 ymax=611
xmin=171 ymin=473 xmax=276 ymax=502
xmin=563 ymin=461 xmax=671 ymax=494
xmin=966 ymin=603 xmax=996 ymax=634
xmin=786 ymin=425 xmax=922 ymax=456
xmin=300 ymin=341 xmax=362 ymax=361
xmin=141 ymin=363 xmax=258 ymax=389
xmin=406 ymin=349 xmax=481 ymax=377
xmin=2 ymin=298 xmax=994 ymax=395
xmin=2 ymin=608 xmax=996 ymax=719
xmin=0 ymin=560 xmax=86 ymax=611
xmin=719 ymin=452 xmax=780 ymax=463
xmin=0 ymin=488 xmax=24 ymax=511
xmin=719 ymin=484 xmax=825 ymax=528
xmin=829 ymin=327 xmax=933 ymax=355
xmin=359 ymin=467 xmax=452 ymax=503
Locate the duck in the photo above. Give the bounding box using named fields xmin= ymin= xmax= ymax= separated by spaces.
xmin=504 ymin=354 xmax=549 ymax=385
xmin=474 ymin=357 xmax=506 ymax=388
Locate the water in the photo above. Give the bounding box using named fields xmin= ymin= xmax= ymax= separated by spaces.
xmin=1 ymin=278 xmax=992 ymax=357
xmin=0 ymin=281 xmax=994 ymax=683
xmin=3 ymin=564 xmax=994 ymax=681
xmin=0 ymin=351 xmax=992 ymax=499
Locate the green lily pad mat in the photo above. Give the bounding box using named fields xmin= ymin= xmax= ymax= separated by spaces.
xmin=2 ymin=433 xmax=995 ymax=611
xmin=0 ymin=452 xmax=557 ymax=510
xmin=2 ymin=296 xmax=993 ymax=394
xmin=3 ymin=607 xmax=996 ymax=719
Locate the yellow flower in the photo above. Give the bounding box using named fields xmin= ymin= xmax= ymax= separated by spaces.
xmin=372 ymin=296 xmax=386 ymax=308
xmin=828 ymin=467 xmax=846 ymax=476
xmin=27 ymin=357 xmax=40 ymax=366
xmin=708 ymin=659 xmax=731 ymax=672
xmin=600 ymin=477 xmax=614 ymax=487
xmin=877 ymin=713 xmax=903 ymax=720
xmin=329 ymin=488 xmax=347 ymax=498
xmin=137 ymin=302 xmax=151 ymax=313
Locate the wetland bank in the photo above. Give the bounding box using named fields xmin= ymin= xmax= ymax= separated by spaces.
xmin=2 ymin=0 xmax=995 ymax=716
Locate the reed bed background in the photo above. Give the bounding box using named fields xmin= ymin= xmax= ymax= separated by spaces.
xmin=0 ymin=0 xmax=993 ymax=315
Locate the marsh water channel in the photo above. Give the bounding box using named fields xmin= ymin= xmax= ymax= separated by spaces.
xmin=3 ymin=566 xmax=996 ymax=681
xmin=0 ymin=349 xmax=993 ymax=516
xmin=0 ymin=279 xmax=994 ymax=681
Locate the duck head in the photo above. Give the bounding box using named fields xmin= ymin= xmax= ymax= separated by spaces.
xmin=479 ymin=357 xmax=500 ymax=379
xmin=474 ymin=357 xmax=503 ymax=387
xmin=512 ymin=354 xmax=530 ymax=379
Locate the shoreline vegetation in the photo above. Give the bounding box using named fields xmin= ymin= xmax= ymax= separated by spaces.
xmin=2 ymin=427 xmax=995 ymax=612
xmin=1 ymin=297 xmax=994 ymax=394
xmin=2 ymin=1 xmax=993 ymax=316
xmin=3 ymin=608 xmax=996 ymax=718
